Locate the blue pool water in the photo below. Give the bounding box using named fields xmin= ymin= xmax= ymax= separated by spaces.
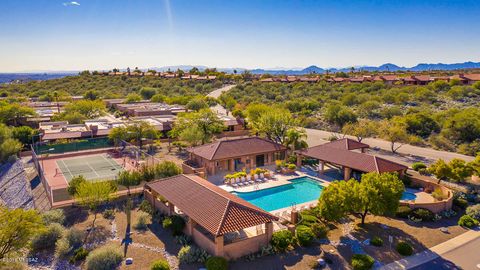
xmin=232 ymin=176 xmax=324 ymax=212
xmin=401 ymin=191 xmax=417 ymax=201
xmin=232 ymin=176 xmax=417 ymax=212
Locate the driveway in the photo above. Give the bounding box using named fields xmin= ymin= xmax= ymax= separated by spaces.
xmin=305 ymin=128 xmax=475 ymax=165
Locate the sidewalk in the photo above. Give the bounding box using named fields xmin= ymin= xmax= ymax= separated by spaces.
xmin=379 ymin=229 xmax=480 ymax=270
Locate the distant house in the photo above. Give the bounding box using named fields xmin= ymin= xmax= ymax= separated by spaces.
xmin=184 ymin=137 xmax=287 ymax=177
xmin=373 ymin=75 xmax=400 ymax=85
xmin=458 ymin=73 xmax=480 ymax=85
xmin=402 ymin=75 xmax=431 ymax=85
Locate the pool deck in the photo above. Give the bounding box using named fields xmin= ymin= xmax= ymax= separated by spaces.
xmin=219 ymin=171 xmax=330 ymax=193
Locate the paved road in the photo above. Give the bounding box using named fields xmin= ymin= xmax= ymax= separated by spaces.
xmin=305 ymin=128 xmax=475 ymax=165
xmin=207 ymin=84 xmax=236 ymax=98
xmin=411 ymin=235 xmax=480 ymax=270
xmin=381 ymin=229 xmax=480 ymax=270
xmin=207 ymin=84 xmax=236 ymax=116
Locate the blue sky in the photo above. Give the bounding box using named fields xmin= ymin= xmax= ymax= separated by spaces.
xmin=1 ymin=0 xmax=479 ymax=72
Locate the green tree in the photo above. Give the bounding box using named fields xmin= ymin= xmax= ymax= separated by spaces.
xmin=378 ymin=119 xmax=410 ymax=153
xmin=139 ymin=87 xmax=157 ymax=100
xmin=179 ymin=125 xmax=204 ymax=146
xmin=469 ymin=155 xmax=480 ymax=176
xmin=185 ymin=97 xmax=208 ymax=111
xmin=285 ymin=128 xmax=308 ymax=151
xmin=125 ymin=93 xmax=142 ymax=103
xmin=449 ymin=159 xmax=473 ymax=182
xmin=0 ymin=103 xmax=36 ymax=126
xmin=0 ymin=206 xmax=45 ymax=259
xmin=442 ymin=108 xmax=480 ymax=143
xmin=117 ymin=171 xmax=141 ymax=226
xmin=402 ymin=112 xmax=440 ymax=138
xmin=428 ymin=159 xmax=452 ymax=181
xmin=342 ymin=119 xmax=377 ymax=142
xmin=67 ymin=175 xmax=87 ymax=196
xmin=250 ymin=108 xmax=296 ymax=145
xmin=12 ymin=126 xmax=35 ymax=145
xmin=126 ymin=122 xmax=158 ymax=149
xmin=59 ymin=100 xmax=106 ymax=120
xmin=151 ymin=94 xmax=166 ymax=103
xmin=75 ymin=181 xmax=116 ymax=243
xmin=108 ymin=126 xmax=128 ymax=147
xmin=324 ymin=103 xmax=357 ymax=128
xmin=0 ymin=124 xmax=22 ymax=163
xmin=170 ymin=109 xmax=224 ymax=145
xmin=245 ymin=103 xmax=270 ymax=124
xmin=84 ymin=90 xmax=99 ymax=100
xmin=318 ymin=173 xmax=404 ymax=225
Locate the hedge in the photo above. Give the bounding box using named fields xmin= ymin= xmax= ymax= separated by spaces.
xmin=396 ymin=241 xmax=413 ymax=256
xmin=296 ymin=225 xmax=315 ymax=246
xmin=150 ymin=259 xmax=170 ymax=270
xmin=351 ymin=254 xmax=375 ymax=270
xmin=270 ymin=230 xmax=294 ymax=252
xmin=205 ymin=256 xmax=228 ymax=270
xmin=458 ymin=214 xmax=479 ymax=228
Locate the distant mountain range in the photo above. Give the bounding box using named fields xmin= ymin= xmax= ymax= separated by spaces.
xmin=246 ymin=61 xmax=480 ymax=75
xmin=2 ymin=61 xmax=480 ymax=84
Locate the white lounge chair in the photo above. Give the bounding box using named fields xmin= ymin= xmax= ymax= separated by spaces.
xmin=254 ymin=174 xmax=262 ymax=183
xmin=236 ymin=177 xmax=244 ymax=186
xmin=231 ymin=179 xmax=238 ymax=188
xmin=241 ymin=176 xmax=247 ymax=185
xmin=247 ymin=175 xmax=254 ymax=185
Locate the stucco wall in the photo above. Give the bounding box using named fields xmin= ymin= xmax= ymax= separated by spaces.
xmin=223 ymin=233 xmax=269 ymax=259
xmin=400 ymin=175 xmax=454 ymax=213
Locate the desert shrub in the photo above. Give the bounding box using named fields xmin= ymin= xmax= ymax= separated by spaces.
xmin=177 ymin=245 xmax=210 ymax=264
xmin=31 ymin=223 xmax=64 ymax=252
xmin=431 ymin=188 xmax=446 ymax=201
xmin=70 ymin=247 xmax=89 ymax=264
xmin=453 ymin=197 xmax=469 ymax=209
xmin=412 ymin=162 xmax=427 ymax=171
xmin=351 ymin=254 xmax=375 ymax=270
xmin=67 ymin=175 xmax=87 ymax=195
xmin=458 ymin=214 xmax=479 ymax=228
xmin=102 ymin=209 xmax=115 ymax=219
xmin=370 ymin=236 xmax=383 ymax=247
xmin=139 ymin=199 xmax=154 ymax=215
xmin=300 ymin=214 xmax=319 ymax=226
xmin=175 ymin=234 xmax=192 ymax=246
xmin=271 ymin=230 xmax=294 ymax=252
xmin=55 ymin=228 xmax=84 ymax=258
xmin=466 ymin=204 xmax=480 ymax=220
xmin=410 ymin=208 xmax=435 ymax=222
xmin=150 ymin=259 xmax=170 ymax=270
xmin=162 ymin=217 xmax=172 ymax=229
xmin=310 ymin=223 xmax=328 ymax=238
xmin=395 ymin=206 xmax=412 ymax=219
xmin=296 ymin=225 xmax=315 ymax=246
xmin=85 ymin=245 xmax=123 ymax=270
xmin=287 ymin=163 xmax=296 ymax=170
xmin=205 ymin=256 xmax=228 ymax=270
xmin=134 ymin=212 xmax=150 ymax=231
xmin=41 ymin=209 xmax=65 ymax=225
xmin=170 ymin=215 xmax=186 ymax=235
xmin=396 ymin=241 xmax=413 ymax=256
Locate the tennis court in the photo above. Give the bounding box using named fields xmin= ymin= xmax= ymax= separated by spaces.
xmin=55 ymin=154 xmax=124 ymax=182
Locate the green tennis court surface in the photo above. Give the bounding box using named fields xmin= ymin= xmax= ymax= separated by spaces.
xmin=56 ymin=154 xmax=124 ymax=182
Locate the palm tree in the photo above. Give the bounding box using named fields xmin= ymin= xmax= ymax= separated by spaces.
xmin=285 ymin=128 xmax=308 ymax=152
xmin=53 ymin=91 xmax=60 ymax=113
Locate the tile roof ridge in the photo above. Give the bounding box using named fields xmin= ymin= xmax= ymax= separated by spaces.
xmin=216 ymin=200 xmax=232 ymax=235
xmin=373 ymin=156 xmax=380 ymax=172
xmin=209 ymin=140 xmax=222 ymax=160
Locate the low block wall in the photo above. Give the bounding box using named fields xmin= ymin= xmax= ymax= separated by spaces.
xmin=223 ymin=233 xmax=269 ymax=260
xmin=401 ymin=174 xmax=454 ymax=213
xmin=192 ymin=228 xmax=216 ymax=255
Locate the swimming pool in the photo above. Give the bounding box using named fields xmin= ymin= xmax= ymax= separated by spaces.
xmin=232 ymin=176 xmax=417 ymax=212
xmin=232 ymin=176 xmax=324 ymax=212
xmin=401 ymin=191 xmax=417 ymax=201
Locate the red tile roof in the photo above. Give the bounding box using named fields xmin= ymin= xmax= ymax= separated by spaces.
xmin=187 ymin=137 xmax=287 ymax=161
xmin=297 ymin=143 xmax=407 ymax=174
xmin=145 ymin=174 xmax=277 ymax=236
xmin=324 ymin=138 xmax=369 ymax=151
xmin=462 ymin=73 xmax=480 ymax=81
